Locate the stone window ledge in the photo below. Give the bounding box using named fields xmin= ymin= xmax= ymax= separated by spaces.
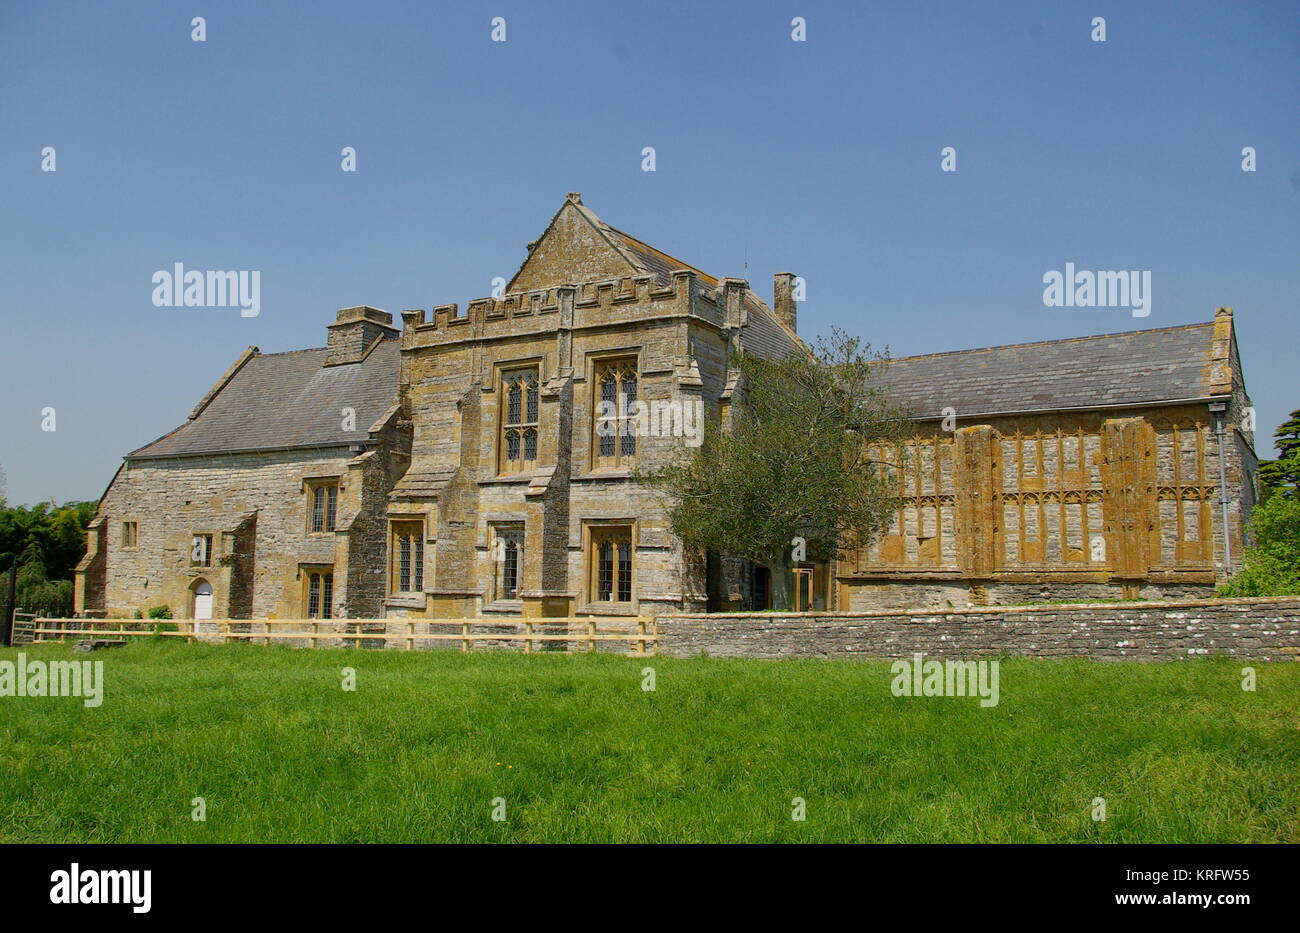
xmin=482 ymin=600 xmax=524 ymax=613
xmin=385 ymin=595 xmax=427 ymax=610
xmin=577 ymin=603 xmax=638 ymax=616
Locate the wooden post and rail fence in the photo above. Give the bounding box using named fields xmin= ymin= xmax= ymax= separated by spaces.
xmin=28 ymin=616 xmax=658 ymax=656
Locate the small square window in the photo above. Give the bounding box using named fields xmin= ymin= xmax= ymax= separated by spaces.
xmin=121 ymin=521 xmax=138 ymax=548
xmin=191 ymin=534 xmax=213 ymax=567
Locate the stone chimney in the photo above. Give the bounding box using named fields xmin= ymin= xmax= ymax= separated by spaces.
xmin=325 ymin=306 xmax=398 ymax=366
xmin=773 ymin=272 xmax=797 ymax=333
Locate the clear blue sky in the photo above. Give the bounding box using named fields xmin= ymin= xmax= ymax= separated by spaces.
xmin=1 ymin=0 xmax=1297 ymax=506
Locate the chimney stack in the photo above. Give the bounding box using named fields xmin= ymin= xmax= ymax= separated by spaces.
xmin=773 ymin=272 xmax=798 ymax=333
xmin=325 ymin=306 xmax=398 ymax=366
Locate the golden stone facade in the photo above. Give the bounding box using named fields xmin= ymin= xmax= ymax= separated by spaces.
xmin=838 ymin=308 xmax=1257 ymax=609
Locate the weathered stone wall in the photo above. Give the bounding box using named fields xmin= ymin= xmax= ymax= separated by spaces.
xmin=395 ymin=282 xmax=724 ymax=619
xmin=388 ymin=197 xmax=783 ymax=621
xmin=656 ymin=597 xmax=1300 ymax=660
xmin=339 ymin=405 xmax=411 ymax=617
xmin=92 ymin=447 xmax=378 ymax=619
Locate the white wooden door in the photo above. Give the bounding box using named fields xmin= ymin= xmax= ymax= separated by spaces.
xmin=193 ymin=582 xmax=213 ymax=620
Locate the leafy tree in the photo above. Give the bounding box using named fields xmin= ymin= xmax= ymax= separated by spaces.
xmin=1219 ymin=494 xmax=1300 ymax=596
xmin=1258 ymin=408 xmax=1300 ymax=501
xmin=636 ymin=331 xmax=911 ymax=610
xmin=0 ymin=498 xmax=96 ymax=617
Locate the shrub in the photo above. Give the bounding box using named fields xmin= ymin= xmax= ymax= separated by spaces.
xmin=1219 ymin=495 xmax=1300 ymax=597
xmin=146 ymin=605 xmax=173 ymax=620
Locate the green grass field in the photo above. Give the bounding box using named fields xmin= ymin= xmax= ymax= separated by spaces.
xmin=1 ymin=640 xmax=1296 ymax=843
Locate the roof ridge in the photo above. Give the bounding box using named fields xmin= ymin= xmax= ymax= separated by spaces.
xmin=255 ymin=345 xmax=327 ymax=357
xmin=257 ymin=335 xmax=401 ymax=359
xmin=886 ymin=320 xmax=1214 ymax=364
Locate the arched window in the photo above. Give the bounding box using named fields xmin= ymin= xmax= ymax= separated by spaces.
xmin=500 ymin=368 xmax=539 ymax=474
xmin=593 ymin=358 xmax=638 ymax=469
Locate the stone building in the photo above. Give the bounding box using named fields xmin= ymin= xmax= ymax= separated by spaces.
xmin=75 ymin=195 xmax=1257 ymax=620
xmin=838 ymin=307 xmax=1257 ymax=610
xmin=75 ymin=310 xmax=408 ymax=621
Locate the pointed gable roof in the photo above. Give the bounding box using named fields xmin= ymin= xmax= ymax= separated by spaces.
xmin=507 ymin=192 xmax=727 ymax=291
xmin=505 ymin=193 xmax=644 ymax=293
xmin=505 ymin=193 xmax=807 ymax=359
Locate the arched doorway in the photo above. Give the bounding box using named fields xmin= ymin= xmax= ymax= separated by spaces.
xmin=192 ymin=580 xmax=213 ymax=621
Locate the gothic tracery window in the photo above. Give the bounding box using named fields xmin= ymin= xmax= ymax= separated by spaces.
xmin=501 ymin=368 xmax=539 ymax=473
xmin=593 ymin=358 xmax=638 ymax=469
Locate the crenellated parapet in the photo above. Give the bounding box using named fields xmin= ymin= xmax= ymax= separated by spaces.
xmin=399 ymin=269 xmax=727 ymax=351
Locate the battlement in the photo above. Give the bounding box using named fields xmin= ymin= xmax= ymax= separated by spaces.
xmin=400 ymin=269 xmax=727 ymax=347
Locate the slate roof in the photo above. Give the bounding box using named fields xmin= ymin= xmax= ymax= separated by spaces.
xmin=606 ymin=224 xmax=718 ymax=288
xmin=122 ymin=196 xmax=1225 ymax=464
xmin=579 ymin=202 xmax=807 ymax=360
xmin=128 ymin=339 xmax=401 ymax=459
xmin=879 ymin=322 xmax=1220 ymax=421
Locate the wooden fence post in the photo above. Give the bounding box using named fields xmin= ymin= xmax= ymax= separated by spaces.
xmin=636 ymin=617 xmax=646 ymax=657
xmin=407 ymin=620 xmax=414 ymax=652
xmin=587 ymin=616 xmax=596 ymax=653
xmin=524 ymin=619 xmax=533 ymax=654
xmin=311 ymin=619 xmax=318 ymax=649
xmin=461 ymin=620 xmax=470 ymax=653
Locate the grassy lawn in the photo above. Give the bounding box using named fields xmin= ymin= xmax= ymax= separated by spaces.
xmin=0 ymin=640 xmax=1296 ymax=843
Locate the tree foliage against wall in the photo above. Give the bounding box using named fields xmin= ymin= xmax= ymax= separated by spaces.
xmin=636 ymin=331 xmax=912 ymax=610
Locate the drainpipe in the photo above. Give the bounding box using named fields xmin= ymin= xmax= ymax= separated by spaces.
xmin=1208 ymin=401 xmax=1232 ymax=577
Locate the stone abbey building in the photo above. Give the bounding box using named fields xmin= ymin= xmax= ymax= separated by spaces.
xmin=75 ymin=195 xmax=1258 ymax=621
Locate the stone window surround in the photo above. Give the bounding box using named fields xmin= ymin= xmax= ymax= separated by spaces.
xmin=388 ymin=516 xmax=426 ymax=596
xmin=580 ymin=518 xmax=639 ymax=611
xmin=495 ymin=361 xmax=542 ymax=476
xmin=120 ymin=519 xmax=139 ymax=549
xmin=300 ymin=563 xmax=335 ymax=618
xmin=588 ymin=351 xmax=642 ymax=472
xmin=190 ymin=532 xmax=215 ymax=568
xmin=488 ymin=522 xmax=525 ymax=603
xmin=301 ymin=474 xmax=345 ymax=535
